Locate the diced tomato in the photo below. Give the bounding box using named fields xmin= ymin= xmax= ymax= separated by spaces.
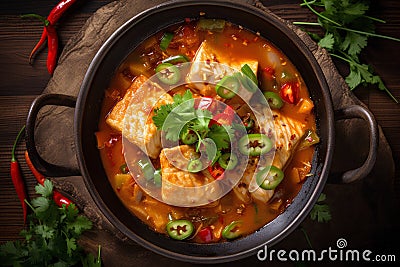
xmin=280 ymin=82 xmax=300 ymax=105
xmin=209 ymin=106 xmax=235 ymax=126
xmin=208 ymin=163 xmax=225 ymax=180
xmin=198 ymin=226 xmax=213 ymax=243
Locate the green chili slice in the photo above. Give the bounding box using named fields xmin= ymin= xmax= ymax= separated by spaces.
xmin=218 ymin=153 xmax=238 ymax=170
xmin=187 ymin=158 xmax=203 ymax=173
xmin=137 ymin=159 xmax=154 ymax=180
xmin=197 ymin=18 xmax=226 ymax=32
xmin=238 ymin=134 xmax=273 ymax=156
xmin=180 ymin=129 xmax=198 ymax=145
xmin=160 ymin=32 xmax=174 ymax=51
xmin=153 ymin=169 xmax=162 ymax=187
xmin=240 ymin=64 xmax=258 ymax=93
xmin=222 ymin=220 xmax=243 ymax=240
xmin=216 ymin=75 xmax=239 ymax=99
xmin=162 ymin=54 xmax=190 ymax=64
xmin=263 ymin=91 xmax=283 ymax=109
xmin=119 ymin=163 xmax=129 ymax=174
xmin=256 ymin=166 xmax=284 ymax=190
xmin=166 ymin=219 xmax=194 ymax=240
xmin=298 ymin=129 xmax=320 ymax=150
xmin=155 ymin=63 xmax=181 ymax=85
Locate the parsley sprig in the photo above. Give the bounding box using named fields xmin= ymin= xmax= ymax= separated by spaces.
xmin=294 ymin=0 xmax=400 ymax=103
xmin=153 ymin=90 xmax=234 ymax=162
xmin=0 ymin=180 xmax=101 ymax=267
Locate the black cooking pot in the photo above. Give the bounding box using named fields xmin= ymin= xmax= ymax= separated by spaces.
xmin=26 ymin=0 xmax=378 ymax=263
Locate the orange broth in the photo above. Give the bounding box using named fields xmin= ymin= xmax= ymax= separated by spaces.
xmin=96 ymin=20 xmax=316 ymax=243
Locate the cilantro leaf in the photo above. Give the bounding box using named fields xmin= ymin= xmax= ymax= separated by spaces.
xmin=318 ymin=33 xmax=334 ymax=49
xmin=207 ymin=125 xmax=234 ymax=150
xmin=340 ymin=32 xmax=367 ymax=55
xmin=35 ymin=179 xmax=53 ymax=197
xmin=310 ymin=193 xmax=331 ymax=223
xmin=0 ymin=180 xmax=101 ymax=266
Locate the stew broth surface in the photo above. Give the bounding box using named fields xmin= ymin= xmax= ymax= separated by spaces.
xmin=96 ymin=19 xmax=316 ymax=243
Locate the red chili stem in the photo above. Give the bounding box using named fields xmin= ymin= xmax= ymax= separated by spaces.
xmin=11 ymin=126 xmax=28 ymax=224
xmin=46 ymin=25 xmax=58 ymax=75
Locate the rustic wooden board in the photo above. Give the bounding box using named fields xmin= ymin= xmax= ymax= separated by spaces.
xmin=28 ymin=0 xmax=396 ymax=265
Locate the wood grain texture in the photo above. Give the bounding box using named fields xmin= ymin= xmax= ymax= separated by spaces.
xmin=0 ymin=0 xmax=399 ymax=256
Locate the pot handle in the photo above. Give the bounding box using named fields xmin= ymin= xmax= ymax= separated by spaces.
xmin=333 ymin=105 xmax=378 ymax=183
xmin=26 ymin=94 xmax=80 ymax=177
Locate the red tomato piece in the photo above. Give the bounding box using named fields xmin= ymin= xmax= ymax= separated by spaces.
xmin=208 ymin=163 xmax=225 ymax=180
xmin=198 ymin=226 xmax=213 ymax=243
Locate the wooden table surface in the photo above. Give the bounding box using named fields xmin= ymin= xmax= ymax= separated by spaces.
xmin=1 ymin=0 xmax=399 ymax=260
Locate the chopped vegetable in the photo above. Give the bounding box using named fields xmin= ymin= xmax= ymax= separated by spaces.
xmin=153 ymin=169 xmax=162 ymax=187
xmin=280 ymin=82 xmax=300 ymax=105
xmin=114 ymin=173 xmax=131 ymax=189
xmin=222 ymin=220 xmax=243 ymax=239
xmin=187 ymin=158 xmax=203 ymax=173
xmin=162 ymin=54 xmax=190 ymax=64
xmin=166 ymin=219 xmax=194 ymax=240
xmin=256 ymin=166 xmax=284 ymax=190
xmin=216 ymin=75 xmax=240 ymax=99
xmin=242 ymin=116 xmax=254 ymax=131
xmin=240 ymin=64 xmax=259 ymax=92
xmin=298 ymin=129 xmax=320 ymax=150
xmin=137 ymin=159 xmax=154 ymax=180
xmin=208 ymin=163 xmax=225 ymax=180
xmin=155 ymin=63 xmax=181 ymax=85
xmin=263 ymin=91 xmax=283 ymax=109
xmin=197 ymin=226 xmax=213 ymax=243
xmin=197 ymin=18 xmax=226 ymax=32
xmin=160 ymin=32 xmax=174 ymax=51
xmin=180 ymin=129 xmax=198 ymax=145
xmin=119 ymin=163 xmax=129 ymax=174
xmin=218 ymin=153 xmax=238 ymax=170
xmin=238 ymin=134 xmax=273 ymax=156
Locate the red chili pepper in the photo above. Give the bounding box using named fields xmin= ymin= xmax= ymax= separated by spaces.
xmin=47 ymin=0 xmax=78 ymax=24
xmin=198 ymin=226 xmax=213 ymax=243
xmin=280 ymin=82 xmax=300 ymax=105
xmin=45 ymin=25 xmax=58 ymax=75
xmin=22 ymin=0 xmax=78 ymax=72
xmin=208 ymin=163 xmax=225 ymax=180
xmin=24 ymin=150 xmax=73 ymax=208
xmin=29 ymin=29 xmax=47 ymax=64
xmin=11 ymin=126 xmax=28 ymax=223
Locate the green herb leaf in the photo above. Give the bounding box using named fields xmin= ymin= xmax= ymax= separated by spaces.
xmin=310 ymin=193 xmax=332 ymax=223
xmin=35 ymin=179 xmax=53 ymax=197
xmin=318 ymin=33 xmax=334 ymax=49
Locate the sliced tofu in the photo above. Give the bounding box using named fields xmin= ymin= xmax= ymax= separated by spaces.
xmin=160 ymin=145 xmax=221 ymax=207
xmin=186 ymin=41 xmax=258 ymax=98
xmin=107 ymin=75 xmax=173 ymax=158
xmin=106 ymin=75 xmax=148 ymax=132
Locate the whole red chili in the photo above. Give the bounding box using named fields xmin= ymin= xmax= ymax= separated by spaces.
xmin=11 ymin=126 xmax=28 ymax=223
xmin=45 ymin=24 xmax=58 ymax=75
xmin=24 ymin=150 xmax=73 ymax=208
xmin=22 ymin=0 xmax=78 ymax=73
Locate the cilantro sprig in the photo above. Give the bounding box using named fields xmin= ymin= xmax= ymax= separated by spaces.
xmin=310 ymin=192 xmax=332 ymax=223
xmin=0 ymin=180 xmax=101 ymax=267
xmin=153 ymin=90 xmax=234 ymax=162
xmin=295 ymin=0 xmax=400 ymax=103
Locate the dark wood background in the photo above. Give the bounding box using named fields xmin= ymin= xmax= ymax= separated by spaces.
xmin=0 ymin=0 xmax=399 ymax=260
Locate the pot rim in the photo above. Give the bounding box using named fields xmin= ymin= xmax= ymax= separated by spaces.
xmin=75 ymin=0 xmax=335 ymax=263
